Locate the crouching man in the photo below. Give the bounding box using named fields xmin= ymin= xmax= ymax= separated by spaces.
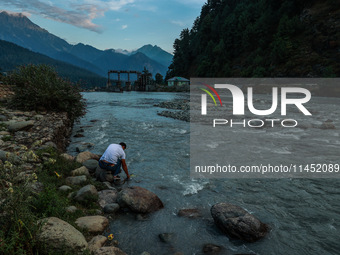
xmin=96 ymin=142 xmax=130 ymax=182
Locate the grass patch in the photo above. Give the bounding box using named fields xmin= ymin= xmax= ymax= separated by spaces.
xmin=0 ymin=148 xmax=101 ymax=254
xmin=2 ymin=135 xmax=13 ymax=142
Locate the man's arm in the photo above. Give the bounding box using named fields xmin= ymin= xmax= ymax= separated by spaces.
xmin=121 ymin=159 xmax=130 ymax=179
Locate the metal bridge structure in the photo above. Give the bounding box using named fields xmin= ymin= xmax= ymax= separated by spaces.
xmin=107 ymin=70 xmax=152 ymax=91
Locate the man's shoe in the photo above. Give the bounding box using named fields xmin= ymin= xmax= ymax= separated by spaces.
xmin=113 ymin=175 xmax=121 ymax=180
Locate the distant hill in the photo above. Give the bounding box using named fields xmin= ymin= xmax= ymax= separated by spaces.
xmin=0 ymin=11 xmax=170 ymax=76
xmin=132 ymin=44 xmax=173 ymax=68
xmin=168 ymin=0 xmax=339 ymax=78
xmin=0 ymin=39 xmax=106 ymax=87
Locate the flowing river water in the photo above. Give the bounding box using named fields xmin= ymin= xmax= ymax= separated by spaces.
xmin=67 ymin=92 xmax=340 ymax=255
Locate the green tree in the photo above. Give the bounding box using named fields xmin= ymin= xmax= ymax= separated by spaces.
xmin=8 ymin=64 xmax=86 ymax=121
xmin=155 ymin=73 xmax=164 ymax=84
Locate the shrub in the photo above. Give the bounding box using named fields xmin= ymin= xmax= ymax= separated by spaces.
xmin=8 ymin=64 xmax=86 ymax=121
xmin=0 ymin=161 xmax=40 ymax=254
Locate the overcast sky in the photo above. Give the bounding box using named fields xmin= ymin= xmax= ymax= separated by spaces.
xmin=0 ymin=0 xmax=206 ymax=53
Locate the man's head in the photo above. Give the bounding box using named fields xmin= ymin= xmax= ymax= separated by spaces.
xmin=119 ymin=142 xmax=127 ymax=150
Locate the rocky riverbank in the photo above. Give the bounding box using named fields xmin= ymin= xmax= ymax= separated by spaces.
xmin=0 ymin=100 xmax=166 ymax=254
xmin=1 ymin=87 xmax=270 ymax=255
xmin=155 ymin=99 xmax=190 ymax=122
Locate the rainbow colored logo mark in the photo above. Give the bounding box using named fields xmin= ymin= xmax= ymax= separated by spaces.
xmin=200 ymin=83 xmax=222 ymax=111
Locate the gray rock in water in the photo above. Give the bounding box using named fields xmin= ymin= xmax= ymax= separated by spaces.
xmin=117 ymin=186 xmax=164 ymax=214
xmin=83 ymin=159 xmax=99 ymax=173
xmin=320 ymin=121 xmax=336 ymax=129
xmin=65 ymin=175 xmax=87 ymax=186
xmin=103 ymin=203 xmax=120 ymax=214
xmin=202 ymin=244 xmax=223 ymax=254
xmin=74 ymin=184 xmax=98 ymax=202
xmin=178 ymin=208 xmax=202 ymax=218
xmin=211 ymin=203 xmax=268 ymax=242
xmin=158 ymin=233 xmax=175 ymax=243
xmin=37 ymin=217 xmax=88 ymax=254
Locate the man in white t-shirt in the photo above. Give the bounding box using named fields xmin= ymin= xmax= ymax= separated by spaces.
xmin=97 ymin=142 xmax=130 ymax=181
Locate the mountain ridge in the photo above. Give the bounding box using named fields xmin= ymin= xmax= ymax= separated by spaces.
xmin=0 ymin=11 xmax=172 ymax=77
xmin=0 ymin=39 xmax=106 ymax=87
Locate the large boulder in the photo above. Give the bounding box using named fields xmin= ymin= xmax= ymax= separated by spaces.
xmin=83 ymin=159 xmax=99 ymax=173
xmin=117 ymin=186 xmax=164 ymax=214
xmin=74 ymin=184 xmax=98 ymax=202
xmin=76 ymin=151 xmax=100 ymax=163
xmin=98 ymin=189 xmax=118 ymax=208
xmin=37 ymin=217 xmax=88 ymax=254
xmin=75 ymin=216 xmax=109 ymax=234
xmin=211 ymin=203 xmax=268 ymax=242
xmin=93 ymin=247 xmax=127 ymax=255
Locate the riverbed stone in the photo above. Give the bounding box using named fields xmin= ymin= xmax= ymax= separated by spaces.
xmin=37 ymin=217 xmax=88 ymax=254
xmin=76 ymin=151 xmax=100 ymax=163
xmin=178 ymin=208 xmax=202 ymax=218
xmin=117 ymin=186 xmax=164 ymax=214
xmin=103 ymin=203 xmax=120 ymax=213
xmin=88 ymin=235 xmax=107 ymax=252
xmin=74 ymin=184 xmax=98 ymax=202
xmin=211 ymin=203 xmax=268 ymax=242
xmin=98 ymin=189 xmax=118 ymax=208
xmin=202 ymin=244 xmax=223 ymax=254
xmin=75 ymin=216 xmax=109 ymax=234
xmin=320 ymin=121 xmax=336 ymax=129
xmin=65 ymin=175 xmax=87 ymax=185
xmin=159 ymin=233 xmax=175 ymax=243
xmin=83 ymin=159 xmax=99 ymax=173
xmin=71 ymin=166 xmax=90 ymax=176
xmin=93 ymin=247 xmax=127 ymax=255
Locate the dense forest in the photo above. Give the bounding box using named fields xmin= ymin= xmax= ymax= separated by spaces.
xmin=0 ymin=40 xmax=107 ymax=88
xmin=166 ymin=0 xmax=339 ymax=78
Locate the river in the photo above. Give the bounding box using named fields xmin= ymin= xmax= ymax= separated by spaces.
xmin=67 ymin=91 xmax=340 ymax=255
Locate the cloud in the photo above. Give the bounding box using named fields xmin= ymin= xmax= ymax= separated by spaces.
xmin=121 ymin=24 xmax=128 ymax=29
xmin=175 ymin=0 xmax=206 ymax=7
xmin=0 ymin=0 xmax=135 ymax=32
xmin=171 ymin=20 xmax=186 ymax=27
